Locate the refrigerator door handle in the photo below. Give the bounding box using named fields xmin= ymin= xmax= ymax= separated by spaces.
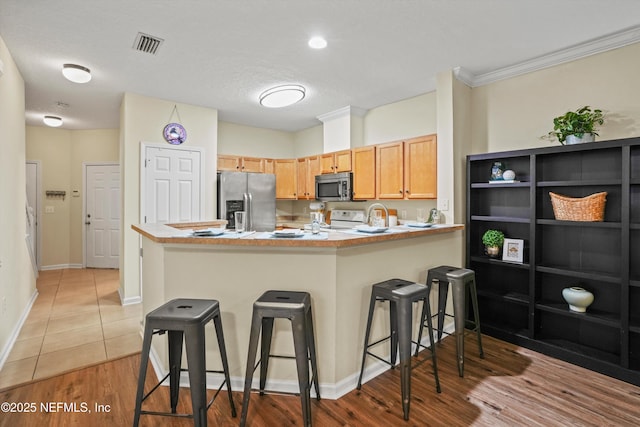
xmin=244 ymin=192 xmax=252 ymax=231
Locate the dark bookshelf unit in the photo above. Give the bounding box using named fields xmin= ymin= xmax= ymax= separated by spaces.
xmin=467 ymin=137 xmax=640 ymax=385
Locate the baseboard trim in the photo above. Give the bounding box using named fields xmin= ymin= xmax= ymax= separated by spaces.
xmin=119 ymin=287 xmax=141 ymax=306
xmin=0 ymin=289 xmax=39 ymax=371
xmin=40 ymin=264 xmax=83 ymax=271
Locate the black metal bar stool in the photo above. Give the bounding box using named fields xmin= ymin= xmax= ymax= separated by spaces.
xmin=240 ymin=290 xmax=320 ymax=427
xmin=356 ymin=278 xmax=441 ymax=421
xmin=417 ymin=266 xmax=484 ymax=377
xmin=133 ymin=298 xmax=236 ymax=427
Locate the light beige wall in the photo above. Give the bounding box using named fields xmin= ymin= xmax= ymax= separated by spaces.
xmin=471 ymin=42 xmax=640 ymax=153
xmin=25 ymin=127 xmax=72 ymax=267
xmin=0 ymin=36 xmax=36 ymax=365
xmin=218 ymin=121 xmax=295 ymax=158
xmin=25 ymin=127 xmax=119 ymax=267
xmin=120 ymin=93 xmax=218 ymax=302
xmin=363 ymin=92 xmax=437 ymax=145
xmin=452 ymin=75 xmax=473 ymax=225
xmin=293 ymin=124 xmax=323 ymax=158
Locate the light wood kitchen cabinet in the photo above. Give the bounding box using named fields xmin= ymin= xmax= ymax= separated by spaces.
xmin=240 ymin=156 xmax=264 ymax=172
xmin=217 ymin=154 xmax=242 ymax=171
xmin=217 ymin=155 xmax=265 ymax=172
xmin=352 ymin=146 xmax=376 ymax=200
xmin=320 ymin=150 xmax=352 ymax=174
xmin=263 ymin=158 xmax=274 ymax=174
xmin=296 ymin=156 xmax=320 ymax=200
xmin=404 ymin=135 xmax=437 ymax=199
xmin=375 ymin=135 xmax=437 ymax=200
xmin=274 ymin=159 xmax=297 ymax=199
xmin=376 ymin=141 xmax=405 ymax=199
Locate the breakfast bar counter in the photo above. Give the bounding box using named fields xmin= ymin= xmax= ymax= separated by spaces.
xmin=133 ymin=221 xmax=464 ymax=399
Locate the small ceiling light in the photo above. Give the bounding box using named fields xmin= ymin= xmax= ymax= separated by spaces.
xmin=308 ymin=36 xmax=327 ymax=49
xmin=62 ymin=63 xmax=91 ymax=83
xmin=259 ymin=84 xmax=306 ymax=108
xmin=43 ymin=115 xmax=63 ymax=127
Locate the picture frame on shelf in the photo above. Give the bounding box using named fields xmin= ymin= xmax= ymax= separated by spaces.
xmin=502 ymin=238 xmax=524 ymax=263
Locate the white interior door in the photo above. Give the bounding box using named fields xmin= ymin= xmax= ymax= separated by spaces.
xmin=86 ymin=164 xmax=120 ymax=269
xmin=144 ymin=146 xmax=202 ymax=223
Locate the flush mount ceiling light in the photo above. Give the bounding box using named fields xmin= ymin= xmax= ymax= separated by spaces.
xmin=308 ymin=36 xmax=327 ymax=49
xmin=62 ymin=63 xmax=91 ymax=83
xmin=43 ymin=115 xmax=63 ymax=127
xmin=259 ymin=85 xmax=306 ymax=108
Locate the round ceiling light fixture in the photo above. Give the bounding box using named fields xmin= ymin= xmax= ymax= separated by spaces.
xmin=62 ymin=63 xmax=92 ymax=83
xmin=308 ymin=36 xmax=327 ymax=49
xmin=259 ymin=84 xmax=306 ymax=108
xmin=43 ymin=115 xmax=63 ymax=127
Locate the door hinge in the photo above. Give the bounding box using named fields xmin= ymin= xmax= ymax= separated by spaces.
xmin=139 ymin=248 xmax=143 ymax=257
xmin=144 ymin=216 xmax=147 ymax=223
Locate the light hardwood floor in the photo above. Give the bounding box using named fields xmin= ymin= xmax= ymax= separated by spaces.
xmin=1 ymin=332 xmax=640 ymax=426
xmin=0 ymin=268 xmax=142 ymax=389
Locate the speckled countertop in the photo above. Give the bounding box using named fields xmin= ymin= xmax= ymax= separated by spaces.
xmin=132 ymin=221 xmax=463 ymax=248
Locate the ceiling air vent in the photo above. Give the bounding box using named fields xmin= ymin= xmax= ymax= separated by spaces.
xmin=133 ymin=32 xmax=164 ymax=55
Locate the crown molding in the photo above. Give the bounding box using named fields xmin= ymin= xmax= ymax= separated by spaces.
xmin=317 ymin=105 xmax=368 ymax=123
xmin=456 ymin=25 xmax=640 ymax=88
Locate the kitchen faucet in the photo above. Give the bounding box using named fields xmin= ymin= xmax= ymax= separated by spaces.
xmin=366 ymin=203 xmax=389 ymax=227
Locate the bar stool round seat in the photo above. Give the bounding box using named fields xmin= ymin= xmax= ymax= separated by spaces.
xmin=240 ymin=290 xmax=320 ymax=427
xmin=417 ymin=266 xmax=484 ymax=377
xmin=356 ymin=278 xmax=441 ymax=421
xmin=133 ymin=298 xmax=236 ymax=427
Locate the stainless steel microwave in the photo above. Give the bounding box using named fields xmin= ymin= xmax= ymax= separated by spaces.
xmin=315 ymin=172 xmax=353 ymax=201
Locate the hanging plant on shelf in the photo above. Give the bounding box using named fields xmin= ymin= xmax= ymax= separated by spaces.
xmin=542 ymin=106 xmax=605 ymax=145
xmin=482 ymin=229 xmax=504 ymax=258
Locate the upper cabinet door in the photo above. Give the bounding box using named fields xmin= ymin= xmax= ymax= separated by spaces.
xmin=241 ymin=156 xmax=264 ymax=173
xmin=274 ymin=159 xmax=297 ymax=199
xmin=320 ymin=150 xmax=352 ymax=174
xmin=217 ymin=154 xmax=240 ymax=171
xmin=352 ymin=146 xmax=376 ymax=200
xmin=296 ymin=157 xmax=309 ymax=199
xmin=320 ymin=153 xmax=336 ymax=174
xmin=334 ymin=150 xmax=352 ymax=172
xmin=376 ymin=141 xmax=404 ymax=199
xmin=307 ymin=156 xmax=320 ymax=199
xmin=404 ymin=135 xmax=437 ymax=199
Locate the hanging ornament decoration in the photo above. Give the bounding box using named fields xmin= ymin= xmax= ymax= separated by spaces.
xmin=163 ymin=105 xmax=187 ymax=145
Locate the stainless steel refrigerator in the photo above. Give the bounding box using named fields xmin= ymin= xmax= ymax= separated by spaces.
xmin=217 ymin=171 xmax=276 ymax=231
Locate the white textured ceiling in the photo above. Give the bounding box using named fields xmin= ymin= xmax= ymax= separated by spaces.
xmin=1 ymin=0 xmax=640 ymax=132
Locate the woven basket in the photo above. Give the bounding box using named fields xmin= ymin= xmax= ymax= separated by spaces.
xmin=549 ymin=192 xmax=607 ymax=222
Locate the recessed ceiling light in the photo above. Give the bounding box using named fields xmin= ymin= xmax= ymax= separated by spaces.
xmin=62 ymin=64 xmax=91 ymax=83
xmin=308 ymin=37 xmax=327 ymax=49
xmin=259 ymin=85 xmax=306 ymax=108
xmin=43 ymin=115 xmax=63 ymax=127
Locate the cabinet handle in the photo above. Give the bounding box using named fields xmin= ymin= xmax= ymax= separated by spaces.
xmin=399 ymin=190 xmax=403 ymax=194
xmin=406 ymin=190 xmax=410 ymax=194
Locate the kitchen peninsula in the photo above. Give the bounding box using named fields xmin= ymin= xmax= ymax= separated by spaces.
xmin=132 ymin=221 xmax=463 ymax=398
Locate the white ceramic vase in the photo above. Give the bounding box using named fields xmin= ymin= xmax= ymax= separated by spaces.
xmin=562 ymin=286 xmax=594 ymax=312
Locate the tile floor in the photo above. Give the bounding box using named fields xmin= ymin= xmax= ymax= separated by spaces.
xmin=0 ymin=268 xmax=142 ymax=390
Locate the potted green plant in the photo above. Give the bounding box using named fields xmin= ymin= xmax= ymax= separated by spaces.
xmin=544 ymin=106 xmax=604 ymax=145
xmin=482 ymin=229 xmax=504 ymax=258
